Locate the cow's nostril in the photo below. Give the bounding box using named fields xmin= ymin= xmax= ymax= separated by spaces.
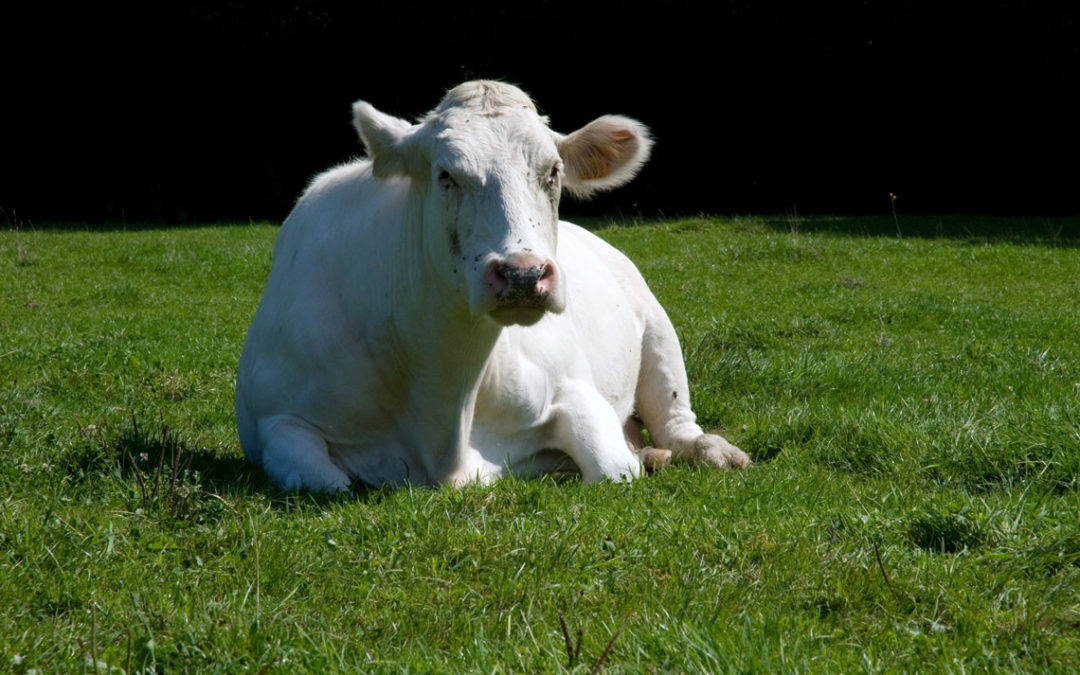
xmin=500 ymin=263 xmax=544 ymax=293
xmin=535 ymin=262 xmax=556 ymax=295
xmin=485 ymin=260 xmax=511 ymax=295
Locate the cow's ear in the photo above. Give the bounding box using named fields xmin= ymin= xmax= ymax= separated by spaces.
xmin=557 ymin=115 xmax=652 ymax=199
xmin=352 ymin=101 xmax=426 ymax=179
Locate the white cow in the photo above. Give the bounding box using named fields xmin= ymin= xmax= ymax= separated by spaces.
xmin=235 ymin=81 xmax=749 ymax=492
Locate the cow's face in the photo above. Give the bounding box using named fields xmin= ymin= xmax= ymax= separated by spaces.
xmin=353 ymin=81 xmax=651 ymax=327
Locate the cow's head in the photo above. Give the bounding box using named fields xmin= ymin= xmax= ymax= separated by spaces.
xmin=352 ymin=81 xmax=651 ymax=326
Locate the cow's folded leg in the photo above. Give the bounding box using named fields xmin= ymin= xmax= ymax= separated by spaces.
xmin=549 ymin=380 xmax=643 ymax=483
xmin=650 ymin=423 xmax=750 ymax=471
xmin=634 ymin=298 xmax=751 ymax=471
xmin=257 ymin=415 xmax=351 ymax=492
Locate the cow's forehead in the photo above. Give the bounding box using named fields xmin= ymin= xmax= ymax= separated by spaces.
xmin=430 ymin=110 xmax=556 ymax=174
xmin=422 ymin=81 xmax=558 ymax=173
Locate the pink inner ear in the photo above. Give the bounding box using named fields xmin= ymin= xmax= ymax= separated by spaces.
xmin=560 ymin=115 xmax=651 ymax=197
xmin=573 ymin=129 xmax=640 ymax=180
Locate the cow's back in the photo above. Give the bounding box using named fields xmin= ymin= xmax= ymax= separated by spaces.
xmin=236 ymin=160 xmax=412 ymax=462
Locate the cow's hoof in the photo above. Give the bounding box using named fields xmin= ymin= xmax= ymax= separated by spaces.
xmin=692 ymin=434 xmax=751 ymax=470
xmin=639 ymin=447 xmax=673 ymax=473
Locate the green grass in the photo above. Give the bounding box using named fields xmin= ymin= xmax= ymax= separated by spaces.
xmin=2 ymin=216 xmax=1079 ymax=672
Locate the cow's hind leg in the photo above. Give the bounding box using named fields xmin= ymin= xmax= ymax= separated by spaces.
xmin=256 ymin=415 xmax=351 ymax=492
xmin=623 ymin=417 xmax=673 ymax=473
xmin=635 ymin=306 xmax=751 ymax=470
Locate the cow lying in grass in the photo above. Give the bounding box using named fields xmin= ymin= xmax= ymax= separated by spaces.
xmin=235 ymin=80 xmax=750 ymax=492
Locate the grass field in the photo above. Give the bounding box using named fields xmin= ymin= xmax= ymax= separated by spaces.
xmin=2 ymin=216 xmax=1078 ymax=672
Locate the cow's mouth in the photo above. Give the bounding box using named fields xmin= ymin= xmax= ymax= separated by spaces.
xmin=489 ymin=304 xmax=548 ymax=327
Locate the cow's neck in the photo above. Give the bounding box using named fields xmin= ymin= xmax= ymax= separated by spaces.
xmin=391 ymin=307 xmax=501 ymax=481
xmin=381 ymin=207 xmax=504 ymax=481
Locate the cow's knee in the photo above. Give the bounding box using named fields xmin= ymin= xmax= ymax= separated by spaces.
xmin=258 ymin=416 xmax=351 ymax=493
xmin=444 ymin=449 xmax=503 ymax=486
xmin=551 ymin=381 xmax=642 ymax=483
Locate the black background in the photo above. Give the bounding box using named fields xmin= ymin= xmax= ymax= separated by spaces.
xmin=2 ymin=1 xmax=1077 ymax=224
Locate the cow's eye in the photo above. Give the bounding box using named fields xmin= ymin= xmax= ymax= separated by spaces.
xmin=545 ymin=165 xmax=560 ymax=189
xmin=438 ymin=169 xmax=458 ymax=191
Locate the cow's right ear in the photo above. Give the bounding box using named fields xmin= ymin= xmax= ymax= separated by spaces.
xmin=557 ymin=115 xmax=652 ymax=199
xmin=352 ymin=101 xmax=426 ymax=179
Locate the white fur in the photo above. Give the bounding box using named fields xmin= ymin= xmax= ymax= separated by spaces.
xmin=235 ymin=81 xmax=748 ymax=492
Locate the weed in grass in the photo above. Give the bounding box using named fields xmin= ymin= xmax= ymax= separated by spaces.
xmin=153 ymin=369 xmax=191 ymax=401
xmin=3 ymin=210 xmax=36 ymax=267
xmin=889 ymin=192 xmax=902 ymax=236
xmin=14 ymin=239 xmax=33 ymax=267
xmin=118 ymin=418 xmax=202 ymax=520
xmin=66 ymin=412 xmax=243 ymax=525
xmin=557 ymin=611 xmax=624 ymax=674
xmin=785 ymin=206 xmax=803 ymax=235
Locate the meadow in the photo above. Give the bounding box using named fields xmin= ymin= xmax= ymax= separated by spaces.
xmin=1 ymin=216 xmax=1078 ymax=672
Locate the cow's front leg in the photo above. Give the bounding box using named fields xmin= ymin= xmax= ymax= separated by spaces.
xmin=548 ymin=380 xmax=643 ymax=482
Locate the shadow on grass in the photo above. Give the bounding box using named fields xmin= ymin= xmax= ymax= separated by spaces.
xmin=84 ymin=417 xmax=442 ymax=511
xmin=63 ymin=417 xmax=271 ymax=520
xmin=104 ymin=423 xmax=406 ymax=511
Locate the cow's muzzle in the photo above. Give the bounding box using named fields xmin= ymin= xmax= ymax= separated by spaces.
xmin=484 ymin=253 xmax=560 ymax=324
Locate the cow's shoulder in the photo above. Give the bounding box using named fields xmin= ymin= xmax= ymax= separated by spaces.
xmin=274 ymin=159 xmax=412 ymax=258
xmin=558 ymin=221 xmax=651 ymax=300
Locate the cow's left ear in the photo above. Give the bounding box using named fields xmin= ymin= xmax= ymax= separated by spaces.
xmin=557 ymin=116 xmax=653 ymax=199
xmin=352 ymin=101 xmax=427 ymax=179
